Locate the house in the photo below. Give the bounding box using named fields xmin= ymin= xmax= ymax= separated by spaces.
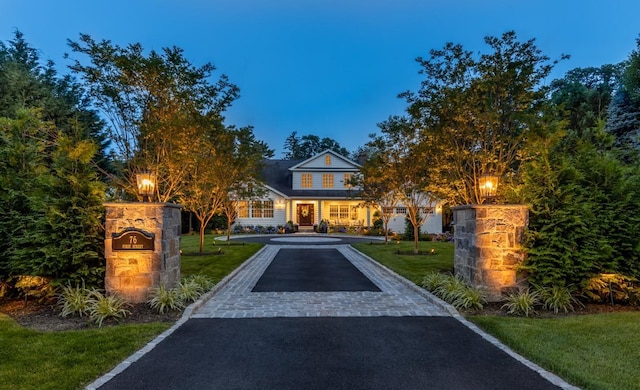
xmin=234 ymin=149 xmax=442 ymax=234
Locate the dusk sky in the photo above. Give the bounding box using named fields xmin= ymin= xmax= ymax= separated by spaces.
xmin=2 ymin=0 xmax=639 ymax=157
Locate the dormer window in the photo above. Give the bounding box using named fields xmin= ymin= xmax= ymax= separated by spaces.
xmin=325 ymin=155 xmax=331 ymax=165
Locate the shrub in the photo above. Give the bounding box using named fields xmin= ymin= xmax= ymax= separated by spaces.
xmin=421 ymin=272 xmax=452 ymax=291
xmin=178 ymin=278 xmax=205 ymax=303
xmin=536 ymin=284 xmax=583 ymax=313
xmin=502 ymin=288 xmax=540 ymax=317
xmin=421 ymin=272 xmax=486 ymax=310
xmin=89 ymin=291 xmax=131 ymax=327
xmin=451 ymin=285 xmax=486 ymax=310
xmin=583 ymin=273 xmax=638 ymax=305
xmin=57 ymin=283 xmax=94 ymax=317
xmin=147 ymin=285 xmax=185 ymax=314
xmin=185 ymin=274 xmax=216 ymax=291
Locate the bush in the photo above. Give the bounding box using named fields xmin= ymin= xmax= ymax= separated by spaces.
xmin=502 ymin=288 xmax=540 ymax=317
xmin=88 ymin=291 xmax=131 ymax=327
xmin=147 ymin=285 xmax=184 ymax=314
xmin=57 ymin=283 xmax=94 ymax=317
xmin=536 ymin=284 xmax=583 ymax=313
xmin=583 ymin=273 xmax=639 ymax=305
xmin=421 ymin=272 xmax=486 ymax=310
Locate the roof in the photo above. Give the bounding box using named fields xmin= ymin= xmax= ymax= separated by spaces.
xmin=260 ymin=159 xmax=360 ymax=199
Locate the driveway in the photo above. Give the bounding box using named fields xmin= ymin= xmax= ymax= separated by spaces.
xmin=89 ymin=236 xmax=575 ymax=389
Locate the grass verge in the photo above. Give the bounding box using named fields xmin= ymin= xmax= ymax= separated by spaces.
xmin=0 ymin=234 xmax=263 ymax=389
xmin=469 ymin=314 xmax=640 ymax=390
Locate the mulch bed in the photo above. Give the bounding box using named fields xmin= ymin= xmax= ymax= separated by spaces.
xmin=0 ymin=298 xmax=182 ymax=332
xmin=2 ymin=298 xmax=638 ymax=332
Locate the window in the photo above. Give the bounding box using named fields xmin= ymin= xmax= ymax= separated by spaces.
xmin=421 ymin=207 xmax=434 ymax=215
xmin=237 ymin=201 xmax=249 ymax=218
xmin=301 ymin=173 xmax=313 ymax=188
xmin=343 ymin=173 xmax=353 ymax=188
xmin=396 ymin=207 xmax=407 ymax=214
xmin=322 ymin=174 xmax=334 ymax=188
xmin=251 ymin=200 xmax=274 ymax=218
xmin=325 ymin=155 xmax=331 ymax=165
xmin=329 ymin=205 xmax=357 ymax=220
xmin=382 ymin=206 xmax=394 ymax=215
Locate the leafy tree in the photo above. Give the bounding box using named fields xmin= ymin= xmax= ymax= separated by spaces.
xmin=551 ymin=64 xmax=623 ymax=134
xmin=350 ymin=135 xmax=399 ymax=244
xmin=180 ymin=124 xmax=272 ymax=252
xmin=282 ymin=131 xmax=349 ymax=159
xmin=401 ymin=31 xmax=561 ymax=205
xmin=366 ymin=116 xmax=439 ymax=254
xmin=67 ymin=34 xmax=239 ymax=201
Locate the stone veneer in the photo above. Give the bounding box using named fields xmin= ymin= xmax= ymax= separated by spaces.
xmin=104 ymin=202 xmax=182 ymax=303
xmin=453 ymin=204 xmax=528 ymax=302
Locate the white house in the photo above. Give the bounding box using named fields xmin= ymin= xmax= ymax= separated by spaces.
xmin=234 ymin=149 xmax=442 ymax=234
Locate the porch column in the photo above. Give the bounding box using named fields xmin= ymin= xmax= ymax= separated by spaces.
xmin=317 ymin=201 xmax=322 ymax=223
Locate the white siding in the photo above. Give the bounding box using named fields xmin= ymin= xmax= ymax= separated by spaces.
xmin=296 ymin=152 xmax=357 ymax=169
xmin=386 ymin=211 xmax=442 ymax=234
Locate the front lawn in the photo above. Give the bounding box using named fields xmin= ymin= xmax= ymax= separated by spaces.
xmin=352 ymin=241 xmax=454 ymax=284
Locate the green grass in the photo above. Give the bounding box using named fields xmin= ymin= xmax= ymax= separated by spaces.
xmin=180 ymin=235 xmax=264 ymax=280
xmin=0 ymin=314 xmax=169 ymax=390
xmin=0 ymin=234 xmax=262 ymax=390
xmin=469 ymin=313 xmax=640 ymax=390
xmin=352 ymin=241 xmax=454 ymax=284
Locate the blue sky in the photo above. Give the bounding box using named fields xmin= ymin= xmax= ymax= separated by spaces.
xmin=2 ymin=0 xmax=639 ymax=157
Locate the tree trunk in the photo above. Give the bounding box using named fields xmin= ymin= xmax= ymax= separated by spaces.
xmin=413 ymin=222 xmax=420 ymax=254
xmin=384 ymin=220 xmax=390 ymax=244
xmin=226 ymin=217 xmax=232 ymax=245
xmin=199 ymin=220 xmax=206 ymax=254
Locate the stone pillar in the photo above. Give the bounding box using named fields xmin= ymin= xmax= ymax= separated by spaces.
xmin=453 ymin=204 xmax=528 ymax=302
xmin=104 ymin=202 xmax=182 ymax=303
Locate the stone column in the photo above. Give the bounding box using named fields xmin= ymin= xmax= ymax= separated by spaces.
xmin=104 ymin=202 xmax=182 ymax=303
xmin=453 ymin=204 xmax=528 ymax=302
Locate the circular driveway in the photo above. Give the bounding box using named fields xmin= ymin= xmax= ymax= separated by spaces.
xmin=227 ymin=234 xmax=385 ymax=245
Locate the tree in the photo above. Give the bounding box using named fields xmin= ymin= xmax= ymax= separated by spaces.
xmin=351 ymin=135 xmax=399 ymax=244
xmin=179 ymin=125 xmax=272 ymax=253
xmin=67 ymin=34 xmax=239 ymax=201
xmin=0 ymin=30 xmax=111 ymax=176
xmin=366 ymin=116 xmax=440 ymax=254
xmin=551 ymin=64 xmax=623 ymax=134
xmin=401 ymin=31 xmax=561 ymax=205
xmin=0 ymin=110 xmax=105 ymax=288
xmin=282 ymin=131 xmax=349 ymax=159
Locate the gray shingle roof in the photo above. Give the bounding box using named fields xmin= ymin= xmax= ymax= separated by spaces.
xmin=260 ymin=159 xmax=360 ymax=199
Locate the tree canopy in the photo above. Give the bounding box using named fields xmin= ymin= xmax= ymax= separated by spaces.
xmin=282 ymin=131 xmax=350 ymax=159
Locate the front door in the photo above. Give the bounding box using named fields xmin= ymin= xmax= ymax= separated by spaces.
xmin=297 ymin=204 xmax=314 ymax=226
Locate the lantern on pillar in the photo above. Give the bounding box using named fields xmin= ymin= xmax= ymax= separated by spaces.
xmin=136 ymin=170 xmax=156 ymax=202
xmin=478 ymin=173 xmax=499 ymax=204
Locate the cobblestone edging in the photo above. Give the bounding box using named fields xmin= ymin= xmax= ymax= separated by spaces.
xmin=191 ymin=244 xmax=449 ymax=318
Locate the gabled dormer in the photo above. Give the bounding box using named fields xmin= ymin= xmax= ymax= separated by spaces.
xmin=289 ymin=150 xmax=361 ymax=191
